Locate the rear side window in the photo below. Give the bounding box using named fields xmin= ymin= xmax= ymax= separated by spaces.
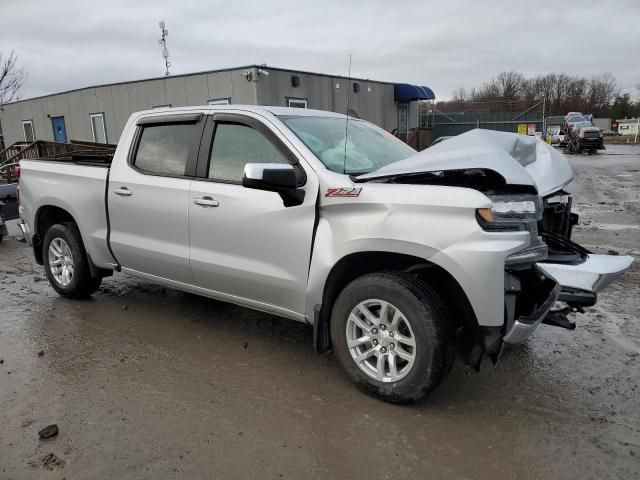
xmin=208 ymin=123 xmax=289 ymax=183
xmin=133 ymin=124 xmax=195 ymax=176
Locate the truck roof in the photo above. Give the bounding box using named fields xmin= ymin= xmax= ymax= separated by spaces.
xmin=134 ymin=105 xmax=348 ymax=119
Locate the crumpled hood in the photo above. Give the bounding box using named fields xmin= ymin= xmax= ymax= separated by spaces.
xmin=358 ymin=129 xmax=574 ymax=197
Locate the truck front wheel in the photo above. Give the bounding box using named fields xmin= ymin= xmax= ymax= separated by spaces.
xmin=330 ymin=272 xmax=454 ymax=404
xmin=43 ymin=223 xmax=101 ymax=299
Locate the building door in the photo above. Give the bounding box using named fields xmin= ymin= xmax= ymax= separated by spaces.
xmin=51 ymin=116 xmax=67 ymax=143
xmin=397 ymin=103 xmax=408 ymax=141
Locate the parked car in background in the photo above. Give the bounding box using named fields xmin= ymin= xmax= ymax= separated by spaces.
xmin=17 ymin=106 xmax=632 ymax=403
xmin=601 ymin=129 xmax=619 ymax=137
xmin=563 ymin=113 xmax=604 ymax=153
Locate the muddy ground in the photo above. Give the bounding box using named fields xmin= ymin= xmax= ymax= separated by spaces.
xmin=1 ymin=145 xmax=639 ymax=480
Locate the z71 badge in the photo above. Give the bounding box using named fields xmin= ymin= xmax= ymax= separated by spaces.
xmin=325 ymin=187 xmax=362 ymax=197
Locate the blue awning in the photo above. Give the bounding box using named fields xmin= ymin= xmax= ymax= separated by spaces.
xmin=394 ymin=83 xmax=436 ymax=102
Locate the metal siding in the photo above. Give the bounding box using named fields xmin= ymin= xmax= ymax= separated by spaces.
xmin=229 ymin=70 xmax=257 ymax=104
xmin=94 ymin=86 xmax=117 ymax=143
xmin=164 ymin=77 xmax=187 ymax=107
xmin=1 ymin=103 xmax=26 ymax=144
xmin=127 ymin=82 xmax=149 ymax=113
xmin=65 ymin=92 xmax=84 ymax=141
xmin=206 ymin=71 xmax=234 ymax=102
xmin=185 ymin=74 xmax=208 ymax=105
xmin=0 ymin=67 xmax=401 ymax=146
xmin=29 ymin=100 xmax=49 ymax=141
xmin=110 ymin=84 xmax=131 ymax=143
xmin=145 ymin=79 xmax=166 ymax=107
xmin=257 ymin=72 xmax=395 ymax=130
xmin=0 ymin=109 xmax=15 ymax=145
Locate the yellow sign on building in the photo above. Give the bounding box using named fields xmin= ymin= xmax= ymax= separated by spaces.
xmin=517 ymin=124 xmax=528 ymax=135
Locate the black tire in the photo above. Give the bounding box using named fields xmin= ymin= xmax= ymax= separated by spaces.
xmin=330 ymin=272 xmax=454 ymax=404
xmin=43 ymin=222 xmax=101 ymax=299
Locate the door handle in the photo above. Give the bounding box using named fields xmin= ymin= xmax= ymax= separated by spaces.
xmin=113 ymin=187 xmax=132 ymax=197
xmin=193 ymin=196 xmax=219 ymax=207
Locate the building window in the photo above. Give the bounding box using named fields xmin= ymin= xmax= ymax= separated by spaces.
xmin=287 ymin=97 xmax=308 ymax=109
xmin=22 ymin=120 xmax=35 ymax=143
xmin=208 ymin=97 xmax=231 ymax=106
xmin=90 ymin=113 xmax=108 ymax=144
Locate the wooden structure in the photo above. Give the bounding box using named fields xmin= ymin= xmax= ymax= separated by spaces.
xmin=0 ymin=140 xmax=116 ymax=184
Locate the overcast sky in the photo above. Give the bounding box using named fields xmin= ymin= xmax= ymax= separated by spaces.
xmin=3 ymin=0 xmax=639 ymax=101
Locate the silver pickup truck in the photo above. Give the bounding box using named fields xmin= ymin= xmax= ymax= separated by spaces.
xmin=17 ymin=106 xmax=632 ymax=403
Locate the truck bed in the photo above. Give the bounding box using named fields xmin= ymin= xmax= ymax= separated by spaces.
xmin=19 ymin=159 xmax=115 ymax=268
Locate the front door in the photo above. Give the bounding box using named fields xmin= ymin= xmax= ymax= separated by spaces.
xmin=51 ymin=116 xmax=67 ymax=143
xmin=188 ymin=114 xmax=317 ymax=316
xmin=107 ymin=115 xmax=204 ymax=284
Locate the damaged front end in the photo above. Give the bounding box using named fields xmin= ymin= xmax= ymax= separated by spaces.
xmin=356 ymin=129 xmax=633 ymax=362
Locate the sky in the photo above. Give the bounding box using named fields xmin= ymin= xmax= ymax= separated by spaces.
xmin=2 ymin=0 xmax=639 ymax=101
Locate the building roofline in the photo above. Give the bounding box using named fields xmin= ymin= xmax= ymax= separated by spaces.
xmin=1 ymin=64 xmax=401 ymax=107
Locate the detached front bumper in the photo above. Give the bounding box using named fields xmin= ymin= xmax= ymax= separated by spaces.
xmin=538 ymin=254 xmax=633 ymax=295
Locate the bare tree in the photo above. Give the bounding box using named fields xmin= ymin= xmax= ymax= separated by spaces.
xmin=0 ymin=51 xmax=25 ymax=106
xmin=451 ymin=87 xmax=468 ymax=103
xmin=496 ymin=71 xmax=525 ymax=101
xmin=586 ymin=73 xmax=618 ymax=114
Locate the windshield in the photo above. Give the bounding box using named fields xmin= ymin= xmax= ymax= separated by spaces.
xmin=280 ymin=116 xmax=416 ymax=174
xmin=568 ymin=116 xmax=588 ymax=123
xmin=574 ymin=121 xmax=593 ymax=129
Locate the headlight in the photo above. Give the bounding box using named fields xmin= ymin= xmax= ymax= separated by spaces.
xmin=477 ymin=194 xmax=542 ymax=231
xmin=477 ymin=194 xmax=548 ymax=265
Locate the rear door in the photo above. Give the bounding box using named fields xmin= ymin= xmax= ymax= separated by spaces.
xmin=188 ymin=113 xmax=317 ymax=316
xmin=108 ymin=113 xmax=204 ymax=284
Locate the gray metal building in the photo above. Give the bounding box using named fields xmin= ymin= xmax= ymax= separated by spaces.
xmin=0 ymin=65 xmax=434 ymax=148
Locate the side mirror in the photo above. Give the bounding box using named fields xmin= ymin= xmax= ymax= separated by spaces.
xmin=242 ymin=163 xmax=304 ymax=207
xmin=242 ymin=163 xmax=297 ymax=191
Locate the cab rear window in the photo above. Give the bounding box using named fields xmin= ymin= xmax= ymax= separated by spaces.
xmin=133 ymin=124 xmax=195 ymax=176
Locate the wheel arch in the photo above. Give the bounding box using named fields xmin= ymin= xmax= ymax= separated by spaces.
xmin=313 ymin=251 xmax=478 ymax=353
xmin=33 ymin=204 xmax=77 ymax=264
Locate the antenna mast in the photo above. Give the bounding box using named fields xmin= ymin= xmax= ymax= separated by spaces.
xmin=343 ymin=54 xmax=352 ymax=174
xmin=158 ymin=20 xmax=171 ymax=76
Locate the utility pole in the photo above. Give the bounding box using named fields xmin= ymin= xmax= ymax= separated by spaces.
xmin=158 ymin=21 xmax=171 ymax=76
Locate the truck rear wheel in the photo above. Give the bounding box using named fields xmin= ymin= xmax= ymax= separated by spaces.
xmin=330 ymin=272 xmax=454 ymax=404
xmin=43 ymin=222 xmax=101 ymax=299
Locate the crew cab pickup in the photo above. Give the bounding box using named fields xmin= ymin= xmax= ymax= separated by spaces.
xmin=17 ymin=106 xmax=633 ymax=403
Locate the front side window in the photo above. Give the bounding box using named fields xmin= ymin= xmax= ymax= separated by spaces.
xmin=280 ymin=116 xmax=415 ymax=174
xmin=90 ymin=113 xmax=107 ymax=143
xmin=22 ymin=120 xmax=35 ymax=143
xmin=133 ymin=124 xmax=195 ymax=176
xmin=208 ymin=123 xmax=289 ymax=183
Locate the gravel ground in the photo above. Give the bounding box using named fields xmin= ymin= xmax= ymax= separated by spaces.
xmin=1 ymin=144 xmax=639 ymax=479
